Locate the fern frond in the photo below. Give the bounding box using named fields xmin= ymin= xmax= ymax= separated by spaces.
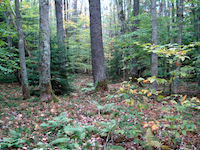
xmin=145 ymin=128 xmax=172 ymax=150
xmin=145 ymin=128 xmax=162 ymax=148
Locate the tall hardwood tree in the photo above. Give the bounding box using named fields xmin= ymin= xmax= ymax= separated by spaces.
xmin=39 ymin=0 xmax=57 ymax=102
xmin=4 ymin=7 xmax=12 ymax=56
xmin=15 ymin=0 xmax=30 ymax=99
xmin=116 ymin=0 xmax=128 ymax=81
xmin=173 ymin=0 xmax=183 ymax=94
xmin=192 ymin=2 xmax=200 ymax=92
xmin=89 ymin=0 xmax=108 ymax=91
xmin=151 ymin=0 xmax=158 ymax=90
xmin=130 ymin=0 xmax=139 ymax=80
xmin=55 ymin=0 xmax=65 ymax=68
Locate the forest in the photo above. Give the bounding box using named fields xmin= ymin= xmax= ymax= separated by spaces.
xmin=0 ymin=0 xmax=200 ymax=149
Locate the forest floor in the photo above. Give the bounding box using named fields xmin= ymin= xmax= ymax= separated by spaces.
xmin=0 ymin=75 xmax=200 ymax=150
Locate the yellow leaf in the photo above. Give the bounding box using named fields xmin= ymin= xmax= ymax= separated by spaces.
xmin=151 ymin=124 xmax=158 ymax=131
xmin=181 ymin=95 xmax=187 ymax=103
xmin=140 ymin=89 xmax=148 ymax=94
xmin=143 ymin=123 xmax=149 ymax=128
xmin=147 ymin=93 xmax=152 ymax=97
xmin=120 ymin=88 xmax=124 ymax=92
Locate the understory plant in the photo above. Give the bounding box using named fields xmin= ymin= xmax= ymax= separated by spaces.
xmin=0 ymin=130 xmax=25 ymax=149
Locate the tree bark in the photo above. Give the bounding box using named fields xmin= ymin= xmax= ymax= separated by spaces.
xmin=15 ymin=0 xmax=30 ymax=99
xmin=4 ymin=7 xmax=13 ymax=57
xmin=89 ymin=0 xmax=108 ymax=91
xmin=116 ymin=0 xmax=128 ymax=81
xmin=151 ymin=0 xmax=158 ymax=90
xmin=73 ymin=0 xmax=78 ymax=23
xmin=171 ymin=1 xmax=175 ymax=43
xmin=173 ymin=0 xmax=183 ymax=94
xmin=39 ymin=0 xmax=58 ymax=102
xmin=130 ymin=0 xmax=139 ymax=80
xmin=197 ymin=3 xmax=200 ymax=90
xmin=9 ymin=3 xmax=33 ymax=58
xmin=191 ymin=2 xmax=200 ymax=92
xmin=55 ymin=0 xmax=65 ymax=68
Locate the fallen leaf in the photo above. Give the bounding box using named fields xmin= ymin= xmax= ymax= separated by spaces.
xmin=151 ymin=124 xmax=158 ymax=131
xmin=143 ymin=123 xmax=149 ymax=128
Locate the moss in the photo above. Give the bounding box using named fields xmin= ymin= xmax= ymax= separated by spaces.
xmin=52 ymin=93 xmax=59 ymax=103
xmin=95 ymin=79 xmax=108 ymax=91
xmin=40 ymin=82 xmax=59 ymax=103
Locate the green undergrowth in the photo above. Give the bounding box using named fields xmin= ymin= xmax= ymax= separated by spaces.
xmin=0 ymin=79 xmax=200 ymax=149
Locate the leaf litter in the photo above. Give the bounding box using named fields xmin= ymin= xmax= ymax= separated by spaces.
xmin=0 ymin=76 xmax=199 ymax=149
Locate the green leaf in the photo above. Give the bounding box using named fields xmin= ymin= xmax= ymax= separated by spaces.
xmin=116 ymin=129 xmax=125 ymax=135
xmin=137 ymin=77 xmax=144 ymax=82
xmin=157 ymin=95 xmax=164 ymax=100
xmin=49 ymin=138 xmax=70 ymax=145
xmin=176 ymin=132 xmax=180 ymax=138
xmin=123 ymin=94 xmax=128 ymax=99
xmin=72 ymin=143 xmax=79 ymax=148
xmin=182 ymin=130 xmax=187 ymax=135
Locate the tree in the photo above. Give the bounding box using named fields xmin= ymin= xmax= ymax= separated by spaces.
xmin=55 ymin=0 xmax=65 ymax=68
xmin=53 ymin=0 xmax=72 ymax=95
xmin=15 ymin=0 xmax=30 ymax=99
xmin=89 ymin=0 xmax=108 ymax=91
xmin=130 ymin=0 xmax=139 ymax=81
xmin=9 ymin=3 xmax=33 ymax=58
xmin=151 ymin=0 xmax=158 ymax=90
xmin=173 ymin=0 xmax=183 ymax=94
xmin=4 ymin=7 xmax=12 ymax=56
xmin=39 ymin=0 xmax=58 ymax=102
xmin=192 ymin=2 xmax=200 ymax=92
xmin=116 ymin=0 xmax=128 ymax=81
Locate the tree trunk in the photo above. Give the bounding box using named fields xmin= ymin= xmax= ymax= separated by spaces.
xmin=55 ymin=0 xmax=65 ymax=68
xmin=171 ymin=1 xmax=175 ymax=43
xmin=130 ymin=0 xmax=139 ymax=80
xmin=197 ymin=3 xmax=200 ymax=91
xmin=73 ymin=0 xmax=78 ymax=23
xmin=9 ymin=3 xmax=33 ymax=58
xmin=39 ymin=0 xmax=58 ymax=102
xmin=4 ymin=7 xmax=13 ymax=58
xmin=15 ymin=0 xmax=30 ymax=99
xmin=64 ymin=0 xmax=69 ymax=51
xmin=151 ymin=0 xmax=158 ymax=90
xmin=116 ymin=0 xmax=128 ymax=81
xmin=173 ymin=0 xmax=183 ymax=94
xmin=89 ymin=0 xmax=108 ymax=91
xmin=191 ymin=2 xmax=200 ymax=92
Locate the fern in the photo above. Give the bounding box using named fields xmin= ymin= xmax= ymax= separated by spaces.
xmin=145 ymin=128 xmax=172 ymax=150
xmin=91 ymin=100 xmax=114 ymax=112
xmin=64 ymin=125 xmax=85 ymax=139
xmin=49 ymin=138 xmax=70 ymax=145
xmin=145 ymin=128 xmax=162 ymax=148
